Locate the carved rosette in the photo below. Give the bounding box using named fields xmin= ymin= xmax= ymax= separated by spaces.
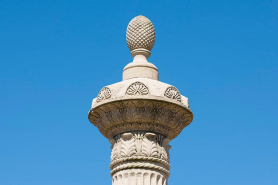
xmin=110 ymin=132 xmax=170 ymax=185
xmin=89 ymin=99 xmax=192 ymax=140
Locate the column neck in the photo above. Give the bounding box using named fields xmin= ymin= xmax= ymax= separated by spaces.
xmin=110 ymin=131 xmax=170 ymax=185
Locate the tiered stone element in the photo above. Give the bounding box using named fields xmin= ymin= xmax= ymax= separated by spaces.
xmin=88 ymin=15 xmax=193 ymax=185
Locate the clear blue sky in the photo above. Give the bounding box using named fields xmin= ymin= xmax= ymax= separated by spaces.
xmin=0 ymin=0 xmax=277 ymax=184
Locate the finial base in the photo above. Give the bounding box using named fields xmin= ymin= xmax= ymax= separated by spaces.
xmin=123 ymin=58 xmax=158 ymax=81
xmin=131 ymin=48 xmax=151 ymax=58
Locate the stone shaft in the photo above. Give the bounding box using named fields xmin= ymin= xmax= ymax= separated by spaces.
xmin=112 ymin=169 xmax=167 ymax=185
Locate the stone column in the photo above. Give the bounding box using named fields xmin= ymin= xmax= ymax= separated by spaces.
xmin=88 ymin=15 xmax=193 ymax=185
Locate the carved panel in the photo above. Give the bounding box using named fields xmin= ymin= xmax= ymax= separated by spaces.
xmin=164 ymin=86 xmax=181 ymax=102
xmin=126 ymin=82 xmax=149 ymax=95
xmin=96 ymin=87 xmax=111 ymax=102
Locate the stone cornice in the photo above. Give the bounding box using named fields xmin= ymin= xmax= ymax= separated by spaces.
xmin=88 ymin=98 xmax=193 ymax=140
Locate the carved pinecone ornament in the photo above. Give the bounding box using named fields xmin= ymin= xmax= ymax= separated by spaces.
xmin=126 ymin=15 xmax=155 ymax=51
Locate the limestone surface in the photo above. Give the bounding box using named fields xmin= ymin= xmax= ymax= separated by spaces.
xmin=88 ymin=15 xmax=193 ymax=185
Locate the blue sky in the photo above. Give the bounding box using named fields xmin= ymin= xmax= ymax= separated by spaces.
xmin=0 ymin=0 xmax=277 ymax=184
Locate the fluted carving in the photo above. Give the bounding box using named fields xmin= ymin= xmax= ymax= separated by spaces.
xmin=113 ymin=169 xmax=167 ymax=185
xmin=112 ymin=170 xmax=167 ymax=185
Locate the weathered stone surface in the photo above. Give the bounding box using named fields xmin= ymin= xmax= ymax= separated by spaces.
xmin=113 ymin=169 xmax=167 ymax=185
xmin=88 ymin=15 xmax=193 ymax=185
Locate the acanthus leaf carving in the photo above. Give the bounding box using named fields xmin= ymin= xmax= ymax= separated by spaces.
xmin=142 ymin=133 xmax=158 ymax=158
xmin=110 ymin=131 xmax=171 ymax=177
xmin=161 ymin=138 xmax=170 ymax=161
xmin=120 ymin=133 xmax=136 ymax=158
xmin=110 ymin=132 xmax=170 ymax=163
xmin=134 ymin=132 xmax=144 ymax=156
xmin=110 ymin=139 xmax=117 ymax=161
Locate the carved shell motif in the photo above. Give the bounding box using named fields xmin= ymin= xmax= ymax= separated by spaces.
xmin=126 ymin=82 xmax=149 ymax=95
xmin=96 ymin=87 xmax=111 ymax=102
xmin=164 ymin=86 xmax=181 ymax=102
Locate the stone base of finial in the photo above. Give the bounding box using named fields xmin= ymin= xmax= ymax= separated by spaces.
xmin=123 ymin=49 xmax=158 ymax=80
xmin=131 ymin=48 xmax=151 ymax=58
xmin=123 ymin=61 xmax=158 ymax=80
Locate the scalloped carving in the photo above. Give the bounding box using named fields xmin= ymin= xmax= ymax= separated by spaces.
xmin=164 ymin=86 xmax=181 ymax=102
xmin=96 ymin=87 xmax=111 ymax=102
xmin=126 ymin=82 xmax=149 ymax=95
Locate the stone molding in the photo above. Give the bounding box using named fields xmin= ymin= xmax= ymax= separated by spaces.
xmin=89 ymin=99 xmax=192 ymax=140
xmin=112 ymin=169 xmax=167 ymax=185
xmin=91 ymin=78 xmax=190 ymax=109
xmin=111 ymin=162 xmax=169 ymax=177
xmin=110 ymin=156 xmax=170 ymax=171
